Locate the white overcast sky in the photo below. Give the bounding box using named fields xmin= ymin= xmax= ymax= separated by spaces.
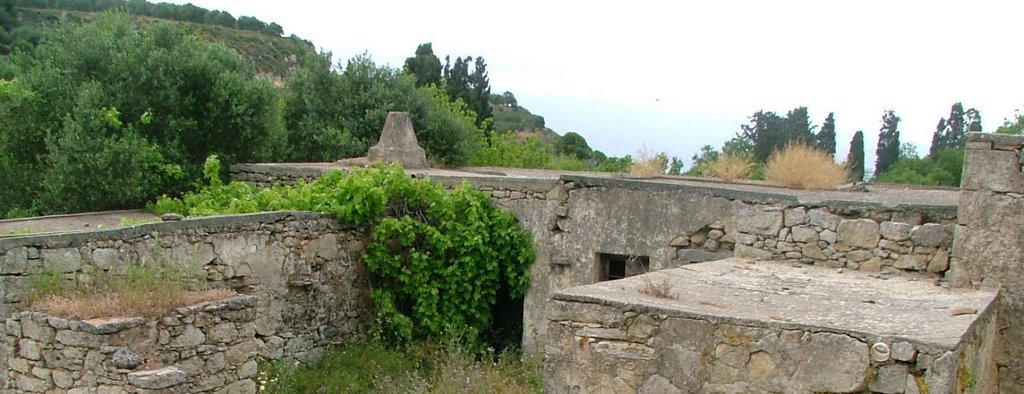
xmin=166 ymin=0 xmax=1022 ymax=168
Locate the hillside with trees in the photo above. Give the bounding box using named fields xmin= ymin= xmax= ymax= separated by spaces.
xmin=2 ymin=0 xmax=1021 ymax=220
xmin=0 ymin=0 xmax=315 ymax=77
xmin=0 ymin=4 xmax=636 ymax=219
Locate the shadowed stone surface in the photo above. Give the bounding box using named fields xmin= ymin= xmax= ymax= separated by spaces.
xmin=545 ymin=258 xmax=998 ymax=393
xmin=366 ymin=111 xmax=428 ymax=168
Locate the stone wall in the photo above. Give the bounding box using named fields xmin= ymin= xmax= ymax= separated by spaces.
xmin=513 ymin=175 xmax=957 ymax=352
xmin=228 ymin=165 xmax=960 ymax=353
xmin=231 ymin=163 xmax=329 ymax=189
xmin=0 ymin=212 xmax=370 ymax=383
xmin=545 ymin=260 xmax=999 ymax=394
xmin=4 ymin=295 xmax=260 ymax=393
xmin=951 ymin=132 xmax=1024 ymax=391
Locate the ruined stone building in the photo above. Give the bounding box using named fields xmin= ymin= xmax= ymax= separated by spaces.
xmin=2 ymin=114 xmax=1023 ymax=393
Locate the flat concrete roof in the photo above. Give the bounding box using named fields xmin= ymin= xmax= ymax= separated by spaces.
xmin=552 ymin=258 xmax=997 ymax=353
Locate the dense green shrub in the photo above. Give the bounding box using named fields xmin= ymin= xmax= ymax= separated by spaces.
xmin=0 ymin=12 xmax=285 ymax=216
xmin=875 ymin=148 xmax=964 ymax=187
xmin=158 ymin=157 xmax=535 ymax=349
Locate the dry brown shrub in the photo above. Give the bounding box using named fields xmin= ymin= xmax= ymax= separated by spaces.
xmin=764 ymin=144 xmax=850 ymax=189
xmin=28 ymin=288 xmax=236 ymax=320
xmin=629 ymin=148 xmax=668 ymax=176
xmin=704 ymin=153 xmax=754 ymax=180
xmin=639 ymin=276 xmax=674 ymax=299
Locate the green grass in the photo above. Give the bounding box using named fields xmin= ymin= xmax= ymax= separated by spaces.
xmin=118 ymin=216 xmax=161 ymax=226
xmin=1 ymin=226 xmax=34 ymax=237
xmin=257 ymin=341 xmax=543 ymax=394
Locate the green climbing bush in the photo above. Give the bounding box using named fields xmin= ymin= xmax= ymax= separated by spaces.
xmin=156 ymin=156 xmax=535 ymax=350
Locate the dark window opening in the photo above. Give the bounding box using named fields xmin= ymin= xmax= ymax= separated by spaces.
xmin=597 ymin=253 xmax=650 ymax=282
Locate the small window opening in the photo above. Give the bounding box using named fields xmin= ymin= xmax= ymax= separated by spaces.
xmin=597 ymin=253 xmax=650 ymax=282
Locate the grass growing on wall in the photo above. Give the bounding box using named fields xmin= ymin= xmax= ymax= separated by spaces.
xmin=25 ymin=255 xmax=233 ymax=319
xmin=156 ymin=156 xmax=535 ymax=351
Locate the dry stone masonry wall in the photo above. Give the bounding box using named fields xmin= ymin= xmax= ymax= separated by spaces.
xmin=728 ymin=205 xmax=954 ymax=274
xmin=5 ymin=295 xmax=259 ymax=393
xmin=0 ymin=212 xmax=370 ymax=387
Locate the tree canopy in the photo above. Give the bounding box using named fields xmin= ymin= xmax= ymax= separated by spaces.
xmin=874 ymin=110 xmax=901 ymax=177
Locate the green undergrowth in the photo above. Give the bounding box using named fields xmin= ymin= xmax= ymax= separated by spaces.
xmin=257 ymin=340 xmax=542 ymax=394
xmin=156 ymin=156 xmax=535 ymax=350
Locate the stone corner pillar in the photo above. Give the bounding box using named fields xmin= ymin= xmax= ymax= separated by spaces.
xmin=366 ymin=111 xmax=429 ymax=169
xmin=951 ymin=132 xmax=1024 ymax=391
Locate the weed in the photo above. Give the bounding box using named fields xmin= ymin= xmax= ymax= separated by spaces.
xmin=257 ymin=340 xmax=543 ymax=394
xmin=638 ymin=276 xmax=674 ymax=299
xmin=118 ymin=217 xmax=161 ymax=226
xmin=764 ymin=144 xmax=850 ymax=189
xmin=629 ymin=148 xmax=668 ymax=177
xmin=704 ymin=153 xmax=755 ymax=180
xmin=1 ymin=226 xmax=35 ymax=237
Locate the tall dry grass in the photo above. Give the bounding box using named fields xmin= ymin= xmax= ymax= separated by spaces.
xmin=764 ymin=144 xmax=850 ymax=189
xmin=704 ymin=153 xmax=755 ymax=180
xmin=629 ymin=148 xmax=668 ymax=177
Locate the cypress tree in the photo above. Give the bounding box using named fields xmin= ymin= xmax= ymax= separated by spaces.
xmin=816 ymin=112 xmax=837 ymax=156
xmin=848 ymin=130 xmax=865 ymax=182
xmin=875 ymin=110 xmax=901 ymax=177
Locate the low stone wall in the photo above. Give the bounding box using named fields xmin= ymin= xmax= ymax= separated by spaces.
xmin=0 ymin=212 xmax=371 ymax=382
xmin=4 ymin=295 xmax=259 ymax=393
xmin=728 ymin=205 xmax=953 ymax=273
xmin=545 ymin=260 xmax=998 ymax=393
xmin=230 ymin=163 xmax=328 ymax=189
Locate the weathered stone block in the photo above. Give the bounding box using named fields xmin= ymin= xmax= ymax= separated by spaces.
xmin=791 ymin=226 xmax=818 ymax=243
xmin=837 ymin=219 xmax=880 ymax=249
xmin=111 ymin=347 xmax=143 ymax=369
xmin=820 ymin=229 xmax=837 ymax=244
xmin=892 ymin=341 xmax=916 ymax=362
xmin=127 ymin=366 xmax=187 ymax=390
xmin=90 ymin=248 xmax=121 ymax=271
xmin=870 ymin=363 xmax=909 ymax=394
xmin=737 ymin=206 xmax=783 ymax=236
xmin=802 ymin=244 xmax=828 ymax=260
xmin=18 ymin=338 xmax=41 ymax=360
xmin=638 ymin=375 xmax=681 ymax=394
xmin=808 ymin=208 xmax=841 ymax=231
xmin=927 ymin=249 xmax=950 ymax=273
xmin=171 ymin=325 xmax=206 ymax=348
xmin=910 ymin=223 xmax=949 ymax=248
xmin=880 ymin=221 xmax=912 ymax=241
xmin=784 ymin=207 xmax=808 ymax=227
xmin=859 ymin=257 xmax=882 ymax=272
xmin=55 ymin=330 xmax=101 ymax=349
xmin=735 ymin=245 xmax=772 ymax=260
xmin=894 ymin=254 xmax=929 ymax=271
xmin=41 ymin=248 xmax=83 ymax=273
xmin=21 ymin=318 xmax=55 ymax=342
xmin=1 ymin=247 xmax=28 ymax=274
xmin=961 ymin=148 xmax=1024 ymax=193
